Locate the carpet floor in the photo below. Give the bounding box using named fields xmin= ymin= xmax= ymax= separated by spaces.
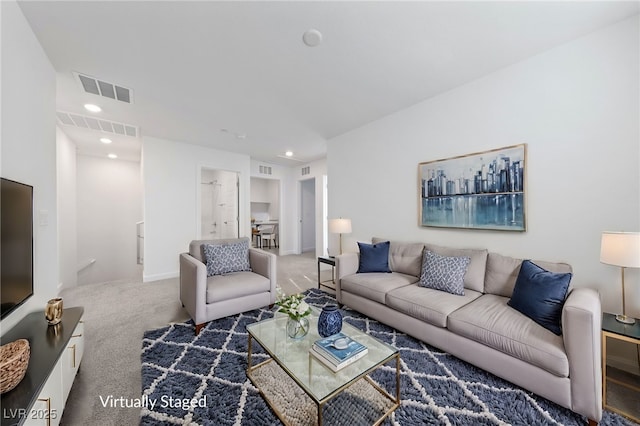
xmin=141 ymin=289 xmax=635 ymax=426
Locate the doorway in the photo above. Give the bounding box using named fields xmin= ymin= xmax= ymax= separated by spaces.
xmin=200 ymin=168 xmax=239 ymax=239
xmin=300 ymin=178 xmax=316 ymax=253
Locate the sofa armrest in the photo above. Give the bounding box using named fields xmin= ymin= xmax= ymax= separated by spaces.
xmin=179 ymin=253 xmax=208 ymax=325
xmin=249 ymin=248 xmax=277 ymax=303
xmin=562 ymin=287 xmax=602 ymax=422
xmin=335 ymin=253 xmax=359 ymax=304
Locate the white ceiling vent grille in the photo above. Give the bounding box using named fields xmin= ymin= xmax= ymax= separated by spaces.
xmin=74 ymin=72 xmax=133 ymax=104
xmin=301 ymin=166 xmax=311 ymax=176
xmin=56 ymin=111 xmax=138 ymax=137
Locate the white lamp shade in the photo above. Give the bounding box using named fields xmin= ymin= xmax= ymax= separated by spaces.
xmin=600 ymin=231 xmax=640 ymax=268
xmin=329 ymin=218 xmax=352 ymax=234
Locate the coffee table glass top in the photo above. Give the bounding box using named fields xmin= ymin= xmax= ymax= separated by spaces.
xmin=246 ymin=309 xmax=398 ymax=402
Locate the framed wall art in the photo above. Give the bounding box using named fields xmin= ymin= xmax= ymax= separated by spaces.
xmin=418 ymin=144 xmax=526 ymax=231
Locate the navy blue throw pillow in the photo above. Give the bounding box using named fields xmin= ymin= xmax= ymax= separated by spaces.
xmin=507 ymin=260 xmax=572 ymax=335
xmin=357 ymin=241 xmax=391 ymax=273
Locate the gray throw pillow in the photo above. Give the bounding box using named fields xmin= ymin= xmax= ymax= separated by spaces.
xmin=419 ymin=250 xmax=470 ymax=296
xmin=204 ymin=240 xmax=252 ymax=276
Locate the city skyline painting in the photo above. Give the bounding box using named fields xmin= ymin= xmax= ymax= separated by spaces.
xmin=418 ymin=144 xmax=527 ymax=231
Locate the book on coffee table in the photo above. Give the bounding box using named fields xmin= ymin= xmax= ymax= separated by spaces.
xmin=310 ymin=332 xmax=368 ymax=371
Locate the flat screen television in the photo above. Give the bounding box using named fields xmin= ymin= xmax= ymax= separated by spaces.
xmin=1 ymin=178 xmax=34 ymax=319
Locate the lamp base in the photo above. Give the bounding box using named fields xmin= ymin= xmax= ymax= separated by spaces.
xmin=615 ymin=314 xmax=636 ymax=325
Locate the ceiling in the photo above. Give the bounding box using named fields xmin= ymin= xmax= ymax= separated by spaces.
xmin=17 ymin=1 xmax=639 ymax=164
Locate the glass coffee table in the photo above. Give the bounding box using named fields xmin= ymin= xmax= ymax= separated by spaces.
xmin=246 ymin=310 xmax=400 ymax=425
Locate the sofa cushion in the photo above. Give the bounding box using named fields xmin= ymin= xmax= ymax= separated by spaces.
xmin=341 ymin=272 xmax=417 ymax=304
xmin=204 ymin=239 xmax=252 ymax=276
xmin=206 ymin=271 xmax=270 ymax=304
xmin=386 ymin=284 xmax=482 ymax=328
xmin=484 ymin=252 xmax=573 ymax=298
xmin=424 ymin=244 xmax=487 ymax=293
xmin=448 ymin=294 xmax=569 ymax=377
xmin=419 ymin=250 xmax=470 ymax=296
xmin=372 ymin=237 xmax=424 ymax=277
xmin=357 ymin=241 xmax=391 ymax=273
xmin=508 ymin=260 xmax=572 ymax=335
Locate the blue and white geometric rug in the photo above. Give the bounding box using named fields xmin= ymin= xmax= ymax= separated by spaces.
xmin=141 ymin=289 xmax=635 ymax=425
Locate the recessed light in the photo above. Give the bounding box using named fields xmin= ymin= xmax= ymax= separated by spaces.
xmin=302 ymin=29 xmax=323 ymax=47
xmin=100 ymin=137 xmax=112 ymax=144
xmin=108 ymin=153 xmax=118 ymax=159
xmin=285 ymin=151 xmax=293 ymax=157
xmin=84 ymin=103 xmax=102 ymax=113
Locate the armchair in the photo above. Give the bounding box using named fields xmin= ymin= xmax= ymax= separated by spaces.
xmin=180 ymin=237 xmax=277 ymax=334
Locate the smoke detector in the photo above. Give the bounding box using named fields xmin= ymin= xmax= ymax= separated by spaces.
xmin=302 ymin=29 xmax=323 ymax=47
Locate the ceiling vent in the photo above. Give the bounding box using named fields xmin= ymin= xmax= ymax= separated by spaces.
xmin=259 ymin=165 xmax=272 ymax=175
xmin=301 ymin=166 xmax=311 ymax=176
xmin=56 ymin=111 xmax=139 ymax=138
xmin=74 ymin=72 xmax=133 ymax=104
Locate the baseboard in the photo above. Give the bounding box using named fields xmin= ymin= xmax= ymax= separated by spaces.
xmin=607 ymin=354 xmax=640 ymax=376
xmin=143 ymin=271 xmax=179 ymax=282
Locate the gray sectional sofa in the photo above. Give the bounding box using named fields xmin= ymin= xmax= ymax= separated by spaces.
xmin=335 ymin=238 xmax=602 ymax=425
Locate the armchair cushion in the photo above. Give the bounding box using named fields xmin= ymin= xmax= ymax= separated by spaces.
xmin=206 ymin=271 xmax=271 ymax=304
xmin=204 ymin=239 xmax=251 ymax=276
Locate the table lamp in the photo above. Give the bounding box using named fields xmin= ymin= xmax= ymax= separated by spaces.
xmin=600 ymin=231 xmax=640 ymax=324
xmin=329 ymin=218 xmax=352 ymax=255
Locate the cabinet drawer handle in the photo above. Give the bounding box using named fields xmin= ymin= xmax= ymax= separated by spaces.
xmin=37 ymin=398 xmax=51 ymax=426
xmin=68 ymin=344 xmax=77 ymax=368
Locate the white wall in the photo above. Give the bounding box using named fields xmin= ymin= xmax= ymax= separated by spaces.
xmin=301 ymin=159 xmax=328 ymax=257
xmin=56 ymin=127 xmax=77 ymax=288
xmin=76 ymin=155 xmax=142 ymax=285
xmin=143 ymin=136 xmax=251 ymax=281
xmin=329 ymin=15 xmax=639 ymax=300
xmin=0 ymin=1 xmax=58 ymax=332
xmin=328 ymin=15 xmax=640 ymax=371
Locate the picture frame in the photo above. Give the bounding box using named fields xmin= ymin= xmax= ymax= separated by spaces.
xmin=418 ymin=144 xmax=526 ymax=231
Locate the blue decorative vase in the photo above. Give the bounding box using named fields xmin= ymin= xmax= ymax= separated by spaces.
xmin=318 ymin=304 xmax=342 ymax=337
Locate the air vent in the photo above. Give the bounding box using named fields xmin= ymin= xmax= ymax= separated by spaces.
xmin=56 ymin=111 xmax=138 ymax=138
xmin=301 ymin=166 xmax=311 ymax=176
xmin=74 ymin=72 xmax=133 ymax=104
xmin=259 ymin=165 xmax=272 ymax=175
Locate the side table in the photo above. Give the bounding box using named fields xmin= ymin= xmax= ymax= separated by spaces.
xmin=317 ymin=256 xmax=336 ymax=289
xmin=601 ymin=312 xmax=640 ymax=423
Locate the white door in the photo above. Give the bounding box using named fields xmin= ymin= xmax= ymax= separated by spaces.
xmin=300 ymin=178 xmax=315 ymax=253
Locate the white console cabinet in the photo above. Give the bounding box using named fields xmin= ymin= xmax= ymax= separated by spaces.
xmin=1 ymin=307 xmax=84 ymax=426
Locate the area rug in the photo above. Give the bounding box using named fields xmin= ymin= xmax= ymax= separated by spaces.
xmin=141 ymin=289 xmax=634 ymax=426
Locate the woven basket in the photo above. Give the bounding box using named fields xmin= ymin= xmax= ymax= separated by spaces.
xmin=0 ymin=339 xmax=30 ymax=394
